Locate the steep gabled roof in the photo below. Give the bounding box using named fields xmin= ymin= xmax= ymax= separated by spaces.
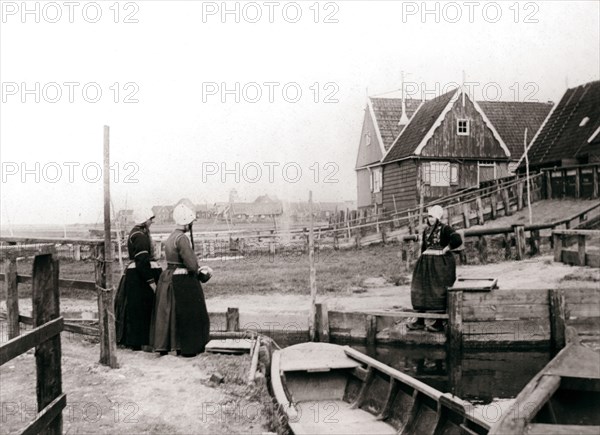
xmin=369 ymin=97 xmax=422 ymax=151
xmin=477 ymin=101 xmax=553 ymax=158
xmin=521 ymin=80 xmax=600 ymax=168
xmin=382 ymin=89 xmax=457 ymax=163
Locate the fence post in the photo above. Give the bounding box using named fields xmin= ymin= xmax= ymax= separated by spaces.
xmin=366 ymin=314 xmax=377 ymax=345
xmin=475 ymin=197 xmax=484 ymax=225
xmin=553 ymin=233 xmax=562 ymax=263
xmin=503 ymin=233 xmax=512 ymax=260
xmin=94 ymin=244 xmax=118 ymax=368
xmin=381 ymin=222 xmax=387 ymax=245
xmin=577 ymin=234 xmax=586 ymax=266
xmin=73 ymin=245 xmax=81 ymax=261
xmin=502 ymin=188 xmax=512 ymax=216
xmin=226 ymin=307 xmax=240 ymax=331
xmin=462 ymin=203 xmax=471 ymax=228
xmin=32 ymin=254 xmax=63 ymax=435
xmin=513 ymin=225 xmax=526 ymax=260
xmin=490 ymin=192 xmax=498 ymax=220
xmin=6 ymin=258 xmax=20 ymax=339
xmin=517 ymin=181 xmax=524 ymax=210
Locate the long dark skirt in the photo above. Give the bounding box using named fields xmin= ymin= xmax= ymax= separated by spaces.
xmin=115 ymin=268 xmax=161 ymax=347
xmin=411 ymin=253 xmax=457 ymax=311
xmin=150 ymin=270 xmax=210 ymax=355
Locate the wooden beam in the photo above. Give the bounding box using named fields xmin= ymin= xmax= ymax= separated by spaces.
xmin=350 ymin=366 xmax=374 ymax=409
xmin=5 ymin=258 xmax=19 ymax=339
xmin=308 ymin=191 xmax=317 ymax=341
xmin=553 ymin=233 xmax=562 ymax=263
xmin=593 ymin=165 xmax=599 ymax=199
xmin=475 ymin=197 xmax=484 ymax=225
xmin=21 ymin=393 xmax=67 ymax=435
xmin=448 ymin=290 xmax=463 ymax=354
xmin=32 ymin=254 xmax=63 ymax=435
xmin=0 ymin=317 xmax=63 ymax=365
xmin=502 ymin=188 xmax=512 ymax=216
xmin=315 ymin=302 xmax=330 ymax=343
xmin=377 ymin=378 xmax=399 ymax=421
xmin=366 ymin=314 xmax=377 ymax=345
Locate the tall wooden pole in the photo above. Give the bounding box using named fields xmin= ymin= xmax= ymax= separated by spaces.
xmin=524 ymin=128 xmax=533 ymax=224
xmin=308 ymin=191 xmax=317 ymax=341
xmin=100 ymin=125 xmax=117 ymax=367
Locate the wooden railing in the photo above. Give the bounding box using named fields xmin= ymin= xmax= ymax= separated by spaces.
xmin=399 ymin=201 xmax=600 ymax=265
xmin=0 ymin=248 xmax=66 ymax=435
xmin=552 ymin=229 xmax=600 ymax=267
xmin=0 ymin=237 xmax=117 ymax=367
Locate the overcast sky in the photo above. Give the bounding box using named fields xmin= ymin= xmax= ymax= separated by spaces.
xmin=1 ymin=0 xmax=598 ymax=225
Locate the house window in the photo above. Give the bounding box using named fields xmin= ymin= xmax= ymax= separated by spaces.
xmin=372 ymin=167 xmax=382 ymax=193
xmin=457 ymin=119 xmax=470 ymax=136
xmin=478 ymin=161 xmax=497 ymax=183
xmin=365 ymin=131 xmax=371 ymax=146
xmin=423 ymin=162 xmax=458 ymax=187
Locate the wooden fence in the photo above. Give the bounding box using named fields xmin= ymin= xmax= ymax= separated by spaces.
xmin=0 ymin=237 xmax=117 ymax=367
xmin=552 ymin=229 xmax=600 ymax=268
xmin=0 ymin=247 xmax=66 ymax=435
xmin=399 ymin=201 xmax=600 ymax=265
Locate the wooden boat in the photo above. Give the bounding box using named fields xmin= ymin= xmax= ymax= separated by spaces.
xmin=271 ymin=342 xmax=489 ymax=434
xmin=490 ymin=343 xmax=600 ymax=434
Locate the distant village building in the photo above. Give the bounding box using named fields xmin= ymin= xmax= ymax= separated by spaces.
xmin=519 ymin=80 xmax=600 ymax=172
xmin=356 ymin=89 xmax=552 ymax=213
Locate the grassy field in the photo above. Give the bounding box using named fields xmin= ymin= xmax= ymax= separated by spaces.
xmin=3 ymin=243 xmax=410 ymax=300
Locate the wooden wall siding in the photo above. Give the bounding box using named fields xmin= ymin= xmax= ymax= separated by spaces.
xmin=420 ymin=97 xmax=508 ymax=159
xmin=355 ymin=108 xmax=384 ymax=168
xmin=420 ymin=162 xmax=510 ymax=203
xmin=357 ymin=168 xmax=373 ymax=209
xmin=461 ymin=289 xmax=551 ymax=348
xmin=382 ymin=160 xmax=418 ymax=213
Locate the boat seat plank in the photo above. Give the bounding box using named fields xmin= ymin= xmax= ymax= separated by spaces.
xmin=527 ymin=423 xmax=600 ymax=435
xmin=205 ymin=339 xmax=253 ymax=353
xmin=281 ymin=342 xmax=360 ymax=372
xmin=291 ymin=400 xmax=396 ymax=435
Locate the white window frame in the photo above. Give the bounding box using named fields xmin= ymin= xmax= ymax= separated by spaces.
xmin=457 ymin=119 xmax=470 ymax=136
xmin=477 ymin=161 xmax=497 ymax=184
xmin=372 ymin=167 xmax=383 ymax=193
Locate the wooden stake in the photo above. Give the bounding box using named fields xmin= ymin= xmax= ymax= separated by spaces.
xmin=308 ymin=191 xmax=317 ymax=341
xmin=32 ymin=254 xmax=63 ymax=435
xmin=100 ymin=126 xmax=117 ymax=368
xmin=6 ymin=258 xmax=19 ymax=339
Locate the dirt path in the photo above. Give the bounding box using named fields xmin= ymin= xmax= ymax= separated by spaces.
xmin=0 ymin=333 xmax=274 ymax=434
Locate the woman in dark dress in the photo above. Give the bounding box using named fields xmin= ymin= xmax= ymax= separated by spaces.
xmin=150 ymin=203 xmax=212 ymax=357
xmin=115 ymin=210 xmax=162 ymax=350
xmin=408 ymin=205 xmax=462 ymax=332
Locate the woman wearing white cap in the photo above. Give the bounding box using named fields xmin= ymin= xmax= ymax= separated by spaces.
xmin=408 ymin=205 xmax=462 ymax=332
xmin=115 ymin=209 xmax=162 ymax=350
xmin=150 ymin=203 xmax=212 ymax=356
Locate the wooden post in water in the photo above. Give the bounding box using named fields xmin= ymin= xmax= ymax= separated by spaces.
xmin=32 ymin=254 xmax=62 ymax=435
xmin=308 ymin=191 xmax=317 ymax=342
xmin=549 ymin=289 xmax=566 ymax=352
xmin=315 ymin=302 xmax=329 ymax=343
xmin=5 ymin=258 xmax=19 ymax=339
xmin=99 ymin=126 xmax=118 ymax=368
xmin=577 ymin=235 xmax=586 ymax=266
xmin=226 ymin=307 xmax=240 ymax=331
xmin=448 ymin=290 xmax=463 ymax=354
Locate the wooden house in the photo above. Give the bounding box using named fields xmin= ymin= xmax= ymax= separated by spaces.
xmin=356 ymin=88 xmax=552 ymax=214
xmin=355 ymin=97 xmax=421 ymax=211
xmin=518 ymin=80 xmax=600 ymax=171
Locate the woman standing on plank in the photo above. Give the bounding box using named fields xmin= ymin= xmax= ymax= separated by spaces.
xmin=115 ymin=209 xmax=162 ymax=350
xmin=150 ymin=203 xmax=212 ymax=357
xmin=407 ymin=205 xmax=462 ymax=332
